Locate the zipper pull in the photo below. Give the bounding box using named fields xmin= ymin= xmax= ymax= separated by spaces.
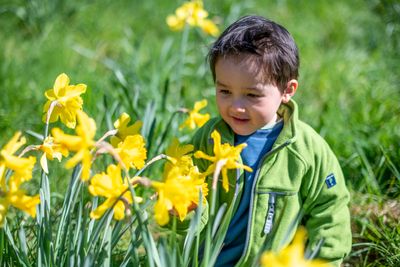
xmin=264 ymin=193 xmax=276 ymax=234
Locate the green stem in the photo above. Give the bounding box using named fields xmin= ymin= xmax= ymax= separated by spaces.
xmin=44 ymin=100 xmax=58 ymax=139
xmin=202 ymin=160 xmax=226 ymax=266
xmin=121 ymin=154 xmax=168 ymax=267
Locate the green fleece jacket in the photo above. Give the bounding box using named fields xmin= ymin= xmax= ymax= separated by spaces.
xmin=191 ymin=100 xmax=352 ymax=266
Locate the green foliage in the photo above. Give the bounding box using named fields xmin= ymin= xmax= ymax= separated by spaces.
xmin=350 ymin=193 xmax=400 ymax=267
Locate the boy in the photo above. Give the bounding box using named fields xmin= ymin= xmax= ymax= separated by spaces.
xmin=192 ymin=15 xmax=351 ymax=266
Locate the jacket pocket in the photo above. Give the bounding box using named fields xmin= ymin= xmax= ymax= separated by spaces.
xmin=256 ymin=190 xmax=297 ymax=235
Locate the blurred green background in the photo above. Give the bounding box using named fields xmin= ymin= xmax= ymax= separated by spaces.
xmin=1 ymin=0 xmax=399 ymax=265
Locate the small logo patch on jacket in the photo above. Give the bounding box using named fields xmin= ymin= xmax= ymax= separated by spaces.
xmin=325 ymin=173 xmax=336 ymax=188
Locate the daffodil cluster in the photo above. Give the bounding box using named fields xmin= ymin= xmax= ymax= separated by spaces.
xmin=85 ymin=113 xmax=147 ymax=221
xmin=166 ymin=0 xmax=219 ymax=37
xmin=152 ymin=139 xmax=208 ymax=226
xmin=0 ymin=132 xmax=39 ymax=226
xmin=3 ymin=72 xmax=254 ymax=233
xmin=194 ymin=130 xmax=252 ymax=192
xmin=39 ymin=74 xmax=149 ymax=222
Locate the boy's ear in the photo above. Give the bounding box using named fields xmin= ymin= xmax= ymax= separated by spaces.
xmin=282 ymin=79 xmax=298 ymax=103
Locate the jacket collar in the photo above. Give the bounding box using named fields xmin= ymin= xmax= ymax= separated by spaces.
xmin=275 ymin=99 xmax=298 ymax=147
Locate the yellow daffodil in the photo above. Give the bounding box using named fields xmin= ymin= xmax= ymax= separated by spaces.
xmin=166 ymin=0 xmax=219 ymax=36
xmin=89 ymin=164 xmax=142 ymax=220
xmin=180 ymin=99 xmax=210 ymax=130
xmin=0 ymin=132 xmax=36 ymax=186
xmin=110 ymin=113 xmax=142 ymax=147
xmin=52 ymin=110 xmax=96 ymax=181
xmin=260 ymin=227 xmax=330 ymax=267
xmin=194 ymin=130 xmax=252 ymax=192
xmin=43 ymin=73 xmax=87 ymax=129
xmin=115 ymin=135 xmax=147 ymax=171
xmin=164 ymin=138 xmax=194 ymax=178
xmin=166 ymin=138 xmax=194 ymax=159
xmin=36 ymin=136 xmax=69 ymax=174
xmin=152 ymin=164 xmax=208 ymax=226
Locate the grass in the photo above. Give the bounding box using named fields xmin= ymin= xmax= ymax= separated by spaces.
xmin=1 ymin=0 xmax=399 ymax=266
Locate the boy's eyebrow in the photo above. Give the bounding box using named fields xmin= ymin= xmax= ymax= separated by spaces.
xmin=216 ymin=80 xmax=263 ymax=91
xmin=215 ymin=80 xmax=227 ymax=87
xmin=245 ymin=86 xmax=263 ymax=91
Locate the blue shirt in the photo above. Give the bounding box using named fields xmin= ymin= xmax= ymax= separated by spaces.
xmin=215 ymin=120 xmax=284 ymax=266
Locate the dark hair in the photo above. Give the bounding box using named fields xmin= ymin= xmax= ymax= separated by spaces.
xmin=208 ymin=15 xmax=299 ymax=90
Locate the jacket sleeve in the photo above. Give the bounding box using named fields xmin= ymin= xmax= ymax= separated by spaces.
xmin=301 ymin=145 xmax=352 ymax=266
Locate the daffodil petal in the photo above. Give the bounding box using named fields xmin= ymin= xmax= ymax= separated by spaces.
xmin=154 ymin=200 xmax=170 ymax=226
xmin=90 ymin=198 xmax=114 ymax=219
xmin=53 ymin=73 xmax=70 ymax=96
xmin=113 ymin=201 xmax=126 ymax=220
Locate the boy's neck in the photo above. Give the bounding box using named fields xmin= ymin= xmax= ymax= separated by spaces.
xmin=261 ymin=113 xmax=282 ymax=130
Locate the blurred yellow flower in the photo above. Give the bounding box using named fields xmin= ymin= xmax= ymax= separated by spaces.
xmin=42 ymin=73 xmax=87 ymax=129
xmin=115 ymin=135 xmax=147 ymax=171
xmin=89 ymin=164 xmax=142 ymax=220
xmin=37 ymin=136 xmax=69 ymax=174
xmin=52 ymin=110 xmax=96 ymax=181
xmin=166 ymin=0 xmax=219 ymax=37
xmin=152 ymin=164 xmax=208 ymax=226
xmin=180 ymin=99 xmax=210 ymax=130
xmin=194 ymin=130 xmax=252 ymax=192
xmin=110 ymin=113 xmax=142 ymax=147
xmin=1 ymin=131 xmax=26 ymax=155
xmin=0 ymin=175 xmax=41 ymax=226
xmin=0 ymin=132 xmax=39 ymax=226
xmin=260 ymin=227 xmax=330 ymax=267
xmin=0 ymin=132 xmax=36 ymax=186
xmin=200 ymin=18 xmax=220 ymax=37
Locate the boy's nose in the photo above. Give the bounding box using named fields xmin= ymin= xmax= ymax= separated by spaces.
xmin=231 ymin=99 xmax=246 ymax=113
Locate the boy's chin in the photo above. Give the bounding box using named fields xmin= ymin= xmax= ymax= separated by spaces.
xmin=230 ymin=126 xmax=256 ymax=136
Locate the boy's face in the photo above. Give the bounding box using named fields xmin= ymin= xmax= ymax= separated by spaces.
xmin=215 ymin=55 xmax=294 ymax=136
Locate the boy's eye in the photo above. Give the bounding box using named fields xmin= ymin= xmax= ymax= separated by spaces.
xmin=219 ymin=89 xmax=231 ymax=95
xmin=247 ymin=93 xmax=260 ymax=98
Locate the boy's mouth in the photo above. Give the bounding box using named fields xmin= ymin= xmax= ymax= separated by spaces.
xmin=231 ymin=116 xmax=250 ymax=123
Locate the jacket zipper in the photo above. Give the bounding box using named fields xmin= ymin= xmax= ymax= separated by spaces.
xmin=263 ymin=193 xmax=276 ymax=234
xmin=237 ymin=140 xmax=292 ymax=265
